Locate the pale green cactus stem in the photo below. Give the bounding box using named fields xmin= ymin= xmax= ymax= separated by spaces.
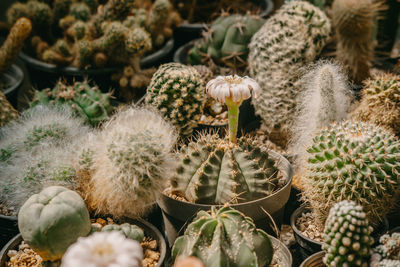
xmin=206 ymin=75 xmax=260 ymax=143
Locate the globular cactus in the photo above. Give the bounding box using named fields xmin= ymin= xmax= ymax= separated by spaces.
xmin=0 ymin=91 xmax=19 ymax=127
xmin=18 ymin=186 xmax=92 ymax=261
xmin=61 ymin=231 xmax=143 ymax=267
xmin=371 ymin=232 xmax=400 ymax=266
xmin=332 ymin=0 xmax=384 ymax=84
xmin=323 ymin=200 xmax=374 ymax=267
xmin=172 ymin=206 xmax=274 ymax=267
xmin=52 ymin=0 xmax=73 ymax=22
xmin=69 ymin=2 xmax=91 ymax=21
xmin=145 ymin=0 xmax=170 ymax=46
xmin=248 ymin=1 xmax=331 ymax=148
xmin=102 ymin=223 xmax=145 ymax=242
xmin=352 ymin=73 xmax=400 ymax=136
xmin=170 ymin=133 xmax=280 ymax=204
xmin=302 ymin=121 xmax=400 ymax=228
xmin=0 ymin=18 xmax=32 ymax=74
xmin=82 ymin=107 xmax=177 ymax=218
xmin=31 ymin=80 xmax=113 ymax=126
xmin=145 ymin=63 xmax=206 ymax=137
xmin=189 ymin=14 xmax=265 ymax=70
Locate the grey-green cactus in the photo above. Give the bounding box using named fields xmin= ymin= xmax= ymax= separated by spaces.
xmin=323 ymin=200 xmax=374 ymax=267
xmin=172 ymin=206 xmax=274 ymax=267
xmin=102 ymin=223 xmax=145 ymax=242
xmin=145 ymin=63 xmax=206 ymax=137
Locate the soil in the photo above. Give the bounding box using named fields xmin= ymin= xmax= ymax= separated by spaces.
xmin=295 ymin=211 xmax=324 ymax=243
xmin=0 ymin=202 xmax=15 ymax=216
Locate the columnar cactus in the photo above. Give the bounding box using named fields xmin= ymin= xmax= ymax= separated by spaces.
xmin=302 ymin=121 xmax=400 ymax=227
xmin=323 ymin=200 xmax=374 ymax=267
xmin=172 ymin=206 xmax=274 ymax=267
xmin=145 ymin=63 xmax=206 ymax=137
xmin=352 ymin=73 xmax=400 ymax=136
xmin=0 ymin=91 xmax=19 ymax=127
xmin=248 ymin=1 xmax=331 ymax=147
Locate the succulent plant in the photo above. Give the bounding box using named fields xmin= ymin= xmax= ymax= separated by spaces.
xmin=61 ymin=231 xmax=143 ymax=267
xmin=102 ymin=223 xmax=145 ymax=242
xmin=18 ymin=186 xmax=91 ymax=261
xmin=31 ymin=80 xmax=114 ymax=126
xmin=302 ymin=121 xmax=400 ymax=228
xmin=323 ymin=200 xmax=374 ymax=267
xmin=351 ymin=73 xmax=400 ymax=136
xmin=174 ymin=256 xmax=205 ymax=267
xmin=188 ymin=14 xmax=264 ymax=70
xmin=248 ymin=1 xmax=331 ymax=147
xmin=172 ymin=206 xmax=274 ymax=267
xmin=82 ymin=107 xmax=177 ymax=218
xmin=0 ymin=91 xmax=19 ymax=127
xmin=145 ymin=63 xmax=206 ymax=137
xmin=371 ymin=232 xmax=400 ymax=266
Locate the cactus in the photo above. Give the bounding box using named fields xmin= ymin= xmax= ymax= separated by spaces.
xmin=82 ymin=107 xmax=177 ymax=218
xmin=0 ymin=91 xmax=19 ymax=127
xmin=170 ymin=133 xmax=280 ymax=204
xmin=31 ymin=80 xmax=113 ymax=126
xmin=189 ymin=14 xmax=265 ymax=70
xmin=69 ymin=2 xmax=91 ymax=21
xmin=289 ymin=61 xmax=353 ymax=172
xmin=371 ymin=232 xmax=400 ymax=266
xmin=102 ymin=223 xmax=145 ymax=242
xmin=351 ymin=73 xmax=400 ymax=136
xmin=248 ymin=1 xmax=331 ymax=148
xmin=332 ymin=0 xmax=384 ymax=84
xmin=0 ymin=18 xmax=32 ymax=74
xmin=172 ymin=206 xmax=274 ymax=267
xmin=302 ymin=121 xmax=400 ymax=228
xmin=53 ymin=0 xmax=73 ymax=22
xmin=145 ymin=63 xmax=206 ymax=137
xmin=61 ymin=231 xmax=143 ymax=267
xmin=323 ymin=200 xmax=374 ymax=267
xmin=18 ymin=186 xmax=92 ymax=261
xmin=145 ymin=0 xmax=170 ymax=46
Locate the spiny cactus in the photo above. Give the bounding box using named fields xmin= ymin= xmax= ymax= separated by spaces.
xmin=248 ymin=1 xmax=331 ymax=148
xmin=145 ymin=63 xmax=206 ymax=137
xmin=172 ymin=206 xmax=274 ymax=267
xmin=83 ymin=107 xmax=177 ymax=218
xmin=31 ymin=80 xmax=114 ymax=126
xmin=289 ymin=61 xmax=353 ymax=172
xmin=189 ymin=14 xmax=265 ymax=70
xmin=170 ymin=133 xmax=280 ymax=204
xmin=302 ymin=121 xmax=400 ymax=228
xmin=323 ymin=200 xmax=374 ymax=267
xmin=352 ymin=73 xmax=400 ymax=136
xmin=0 ymin=91 xmax=19 ymax=127
xmin=332 ymin=0 xmax=384 ymax=84
xmin=69 ymin=2 xmax=91 ymax=21
xmin=371 ymin=232 xmax=400 ymax=266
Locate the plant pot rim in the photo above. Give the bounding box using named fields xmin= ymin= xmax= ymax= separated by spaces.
xmin=299 ymin=251 xmax=325 ymax=267
xmin=290 ymin=206 xmax=324 ymax=246
xmin=1 ymin=64 xmax=24 ymax=96
xmin=269 ymin=234 xmax=293 ymax=267
xmin=172 ymin=39 xmax=199 ymax=65
xmin=0 ymin=213 xmax=17 ymax=221
xmin=18 ymin=38 xmax=174 ymax=76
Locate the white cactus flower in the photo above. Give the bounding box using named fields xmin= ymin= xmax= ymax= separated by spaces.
xmin=206 ymin=75 xmax=260 ymax=103
xmin=61 ymin=231 xmax=143 ymax=267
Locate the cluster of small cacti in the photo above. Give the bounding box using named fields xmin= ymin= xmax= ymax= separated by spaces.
xmin=172 ymin=206 xmax=274 ymax=267
xmin=145 ymin=63 xmax=206 ymax=137
xmin=371 ymin=232 xmax=400 ymax=266
xmin=188 ymin=14 xmax=264 ymax=70
xmin=248 ymin=1 xmax=331 ymax=148
xmin=0 ymin=91 xmax=19 ymax=127
xmin=31 ymin=80 xmax=114 ymax=126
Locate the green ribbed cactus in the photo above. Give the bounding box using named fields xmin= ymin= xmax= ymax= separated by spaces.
xmin=302 ymin=121 xmax=400 ymax=227
xmin=145 ymin=63 xmax=206 ymax=137
xmin=189 ymin=14 xmax=264 ymax=69
xmin=172 ymin=206 xmax=274 ymax=267
xmin=102 ymin=223 xmax=144 ymax=242
xmin=31 ymin=80 xmax=113 ymax=126
xmin=170 ymin=133 xmax=280 ymax=204
xmin=323 ymin=200 xmax=374 ymax=267
xmin=248 ymin=1 xmax=331 ymax=147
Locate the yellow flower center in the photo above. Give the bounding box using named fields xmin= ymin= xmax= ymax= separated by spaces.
xmin=224 ymin=76 xmax=243 ymax=84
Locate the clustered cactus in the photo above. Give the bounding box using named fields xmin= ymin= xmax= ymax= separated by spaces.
xmin=188 ymin=14 xmax=264 ymax=70
xmin=323 ymin=200 xmax=374 ymax=267
xmin=302 ymin=121 xmax=400 ymax=228
xmin=145 ymin=63 xmax=206 ymax=137
xmin=371 ymin=232 xmax=400 ymax=267
xmin=0 ymin=91 xmax=19 ymax=127
xmin=172 ymin=206 xmax=274 ymax=267
xmin=248 ymin=1 xmax=331 ymax=147
xmin=31 ymin=80 xmax=114 ymax=126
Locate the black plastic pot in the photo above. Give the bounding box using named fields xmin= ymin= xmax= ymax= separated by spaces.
xmin=0 ymin=215 xmax=18 ymax=251
xmin=0 ymin=218 xmax=166 ymax=267
xmin=157 ymin=149 xmax=293 ymax=247
xmin=0 ymin=63 xmax=24 ymax=107
xmin=19 ymin=38 xmax=174 ymax=91
xmin=299 ymin=251 xmax=325 ymax=267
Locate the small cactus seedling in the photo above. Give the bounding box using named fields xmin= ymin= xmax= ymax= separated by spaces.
xmin=323 ymin=200 xmax=374 ymax=267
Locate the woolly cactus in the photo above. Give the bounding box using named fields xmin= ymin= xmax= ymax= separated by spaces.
xmin=102 ymin=223 xmax=145 ymax=242
xmin=352 ymin=73 xmax=400 ymax=136
xmin=0 ymin=91 xmax=19 ymax=127
xmin=302 ymin=121 xmax=400 ymax=227
xmin=61 ymin=231 xmax=143 ymax=267
xmin=18 ymin=186 xmax=91 ymax=261
xmin=145 ymin=63 xmax=206 ymax=137
xmin=248 ymin=1 xmax=331 ymax=147
xmin=189 ymin=14 xmax=264 ymax=69
xmin=371 ymin=232 xmax=400 ymax=266
xmin=83 ymin=107 xmax=177 ymax=218
xmin=172 ymin=206 xmax=274 ymax=267
xmin=31 ymin=80 xmax=114 ymax=126
xmin=323 ymin=200 xmax=374 ymax=267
